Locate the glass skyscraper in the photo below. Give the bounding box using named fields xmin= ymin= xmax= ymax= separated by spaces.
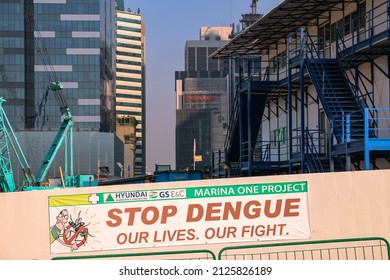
xmin=0 ymin=0 xmax=116 ymax=132
xmin=0 ymin=0 xmax=118 ymax=184
xmin=175 ymin=27 xmax=232 ymax=174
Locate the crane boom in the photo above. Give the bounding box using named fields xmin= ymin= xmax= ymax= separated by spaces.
xmin=49 ymin=81 xmax=71 ymax=119
xmin=34 ymin=82 xmax=74 ymax=186
xmin=0 ymin=98 xmax=35 ymax=191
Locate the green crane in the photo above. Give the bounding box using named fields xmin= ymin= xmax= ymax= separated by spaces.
xmin=0 ymin=0 xmax=97 ymax=192
xmin=0 ymin=98 xmax=35 ymax=192
xmin=34 ymin=81 xmax=75 ymax=187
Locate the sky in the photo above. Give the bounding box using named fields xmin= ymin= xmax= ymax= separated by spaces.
xmin=124 ymin=0 xmax=284 ymax=172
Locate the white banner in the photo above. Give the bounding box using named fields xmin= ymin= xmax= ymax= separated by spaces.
xmin=48 ymin=181 xmax=310 ymax=254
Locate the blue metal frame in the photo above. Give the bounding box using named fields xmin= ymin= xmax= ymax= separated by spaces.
xmin=216 ymin=1 xmax=390 ymax=178
xmin=246 ymin=61 xmax=253 ymax=176
xmin=364 ymin=108 xmax=390 ymax=170
xmin=284 ymin=3 xmax=390 ymax=174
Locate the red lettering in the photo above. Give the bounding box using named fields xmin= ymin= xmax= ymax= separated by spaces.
xmin=205 ymin=203 xmax=222 ymax=221
xmin=124 ymin=207 xmax=142 ymax=226
xmin=284 ymin=198 xmax=300 ymax=217
xmin=106 ymin=208 xmax=122 ymax=227
xmin=186 ymin=204 xmax=203 ymax=222
xmin=161 ymin=205 xmax=177 ymax=224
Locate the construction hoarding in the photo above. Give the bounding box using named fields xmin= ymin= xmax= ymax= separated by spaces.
xmin=2 ymin=170 xmax=390 ymax=260
xmin=49 ymin=181 xmax=310 ymax=254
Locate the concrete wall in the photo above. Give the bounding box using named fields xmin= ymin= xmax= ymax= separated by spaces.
xmin=0 ymin=169 xmax=389 ymax=259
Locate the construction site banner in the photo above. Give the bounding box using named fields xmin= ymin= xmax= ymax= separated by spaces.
xmin=48 ymin=181 xmax=310 ymax=254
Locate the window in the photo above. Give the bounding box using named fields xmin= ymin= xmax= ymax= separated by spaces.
xmin=270 ymin=52 xmax=286 ymax=74
xmin=319 ymin=23 xmax=331 ymax=49
xmin=330 ymin=1 xmax=366 ymax=43
xmin=187 ymin=47 xmax=196 ymax=71
xmin=270 ymin=127 xmax=287 ymax=147
xmin=352 ymin=1 xmax=366 ymax=31
xmin=196 ymin=47 xmax=207 ymax=70
xmin=344 ymin=15 xmax=352 ymax=36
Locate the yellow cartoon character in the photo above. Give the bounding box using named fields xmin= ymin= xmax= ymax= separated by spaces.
xmin=50 ymin=209 xmax=78 ymax=251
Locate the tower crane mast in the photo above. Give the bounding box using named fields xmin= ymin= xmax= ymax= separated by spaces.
xmin=0 ymin=98 xmax=35 ymax=192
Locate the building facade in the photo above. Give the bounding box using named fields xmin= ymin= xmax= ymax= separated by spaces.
xmin=0 ymin=0 xmax=116 ymax=131
xmin=114 ymin=116 xmax=137 ymax=178
xmin=212 ymin=0 xmax=390 ymax=177
xmin=175 ymin=27 xmax=232 ymax=174
xmin=0 ymin=0 xmax=118 ymax=185
xmin=115 ymin=7 xmax=146 ymax=176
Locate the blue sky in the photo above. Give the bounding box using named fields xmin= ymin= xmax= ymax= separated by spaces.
xmin=124 ymin=0 xmax=283 ymax=171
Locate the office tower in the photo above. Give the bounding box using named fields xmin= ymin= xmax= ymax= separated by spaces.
xmin=0 ymin=0 xmax=117 ymax=184
xmin=175 ymin=26 xmax=232 ymax=175
xmin=115 ymin=5 xmax=146 ymax=176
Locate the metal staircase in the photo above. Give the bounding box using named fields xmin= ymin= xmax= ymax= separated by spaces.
xmin=225 ymin=62 xmax=268 ymax=164
xmin=287 ymin=29 xmax=370 ymax=174
xmin=305 ymin=58 xmax=365 ymax=143
xmin=224 ymin=91 xmax=240 ymax=163
xmin=225 ymin=92 xmax=267 ymax=161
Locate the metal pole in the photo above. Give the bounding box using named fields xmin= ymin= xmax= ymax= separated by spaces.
xmin=364 ymin=108 xmax=370 ymax=170
xmin=193 ymin=137 xmax=197 ymax=171
xmin=300 ymin=27 xmax=306 ymax=173
xmin=70 ymin=125 xmax=73 ymax=178
xmin=64 ymin=129 xmax=68 ymax=177
xmin=247 ymin=60 xmax=253 ymax=176
xmin=288 ymin=34 xmax=293 ymax=174
xmin=346 ymin=114 xmax=351 ymax=171
xmin=329 ymin=120 xmax=334 ymax=172
xmin=239 ymin=66 xmax=243 ymax=177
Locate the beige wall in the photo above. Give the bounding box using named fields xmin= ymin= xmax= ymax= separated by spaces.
xmin=115 ymin=120 xmax=136 ymax=177
xmin=0 ymin=169 xmax=389 ymax=259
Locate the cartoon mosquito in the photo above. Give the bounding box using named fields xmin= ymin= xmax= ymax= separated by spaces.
xmin=63 ymin=211 xmax=94 ymax=248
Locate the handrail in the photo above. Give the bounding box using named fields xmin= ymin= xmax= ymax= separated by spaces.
xmin=224 ymin=58 xmax=285 ymax=162
xmin=261 ymin=60 xmax=288 ymax=82
xmin=364 ymin=108 xmax=390 ymax=170
xmin=334 ymin=0 xmax=390 ymax=120
xmin=335 ymin=29 xmax=375 ymax=119
xmin=290 ymin=127 xmax=326 ymax=155
xmin=262 ymin=143 xmax=271 ymax=162
xmin=365 ymin=108 xmax=390 ymax=140
xmin=304 ymin=32 xmax=345 ymax=121
xmin=331 ymin=110 xmax=366 ymax=143
xmin=241 ymin=140 xmax=288 ymax=164
xmin=336 ymin=1 xmax=389 ymax=54
xmin=305 ymin=128 xmax=324 ymax=173
xmin=52 ymin=249 xmax=216 ymax=260
xmin=224 ymin=84 xmax=240 ymax=158
xmin=218 ymin=237 xmax=390 ymax=260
